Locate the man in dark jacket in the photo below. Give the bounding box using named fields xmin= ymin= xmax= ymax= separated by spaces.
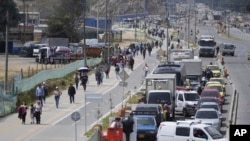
xmin=129 ymin=57 xmax=135 ymax=71
xmin=68 ymin=83 xmax=76 ymax=103
xmin=81 ymin=73 xmax=88 ymax=91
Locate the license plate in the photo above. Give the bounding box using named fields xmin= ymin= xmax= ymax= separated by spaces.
xmin=138 ymin=134 xmax=145 ymax=138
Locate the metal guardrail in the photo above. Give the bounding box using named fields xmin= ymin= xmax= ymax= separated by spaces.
xmin=14 ymin=58 xmax=102 ymax=93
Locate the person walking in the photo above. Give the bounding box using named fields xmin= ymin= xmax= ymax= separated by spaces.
xmin=30 ymin=104 xmax=35 ymax=124
xmin=54 ymin=86 xmax=62 ymax=108
xmin=95 ymin=69 xmax=102 ymax=86
xmin=35 ymin=84 xmax=44 ymax=107
xmin=74 ymin=72 xmax=80 ymax=90
xmin=80 ymin=73 xmax=88 ymax=91
xmin=42 ymin=81 xmax=48 ymax=103
xmin=143 ymin=64 xmax=150 ymax=78
xmin=115 ymin=64 xmax=120 ymax=79
xmin=34 ymin=100 xmax=42 ymax=124
xmin=129 ymin=57 xmax=135 ymax=71
xmin=216 ymin=46 xmax=220 ymax=56
xmin=105 ymin=64 xmax=110 ymax=79
xmin=68 ymin=83 xmax=76 ymax=103
xmin=17 ymin=101 xmax=28 ymax=124
xmin=142 ymin=48 xmax=146 ymax=59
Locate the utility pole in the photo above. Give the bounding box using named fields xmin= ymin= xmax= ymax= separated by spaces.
xmin=23 ymin=0 xmax=26 ymax=43
xmin=166 ymin=3 xmax=169 ymax=62
xmin=4 ymin=10 xmax=9 ymax=93
xmin=105 ymin=0 xmax=110 ymax=61
xmin=194 ymin=9 xmax=197 ymax=44
xmin=134 ymin=1 xmax=137 ymax=42
xmin=187 ymin=5 xmax=190 ymax=49
xmin=96 ymin=0 xmax=99 ymax=41
xmin=227 ymin=11 xmax=230 ymax=37
xmin=83 ymin=0 xmax=87 ymax=66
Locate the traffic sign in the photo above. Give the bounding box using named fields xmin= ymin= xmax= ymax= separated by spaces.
xmin=119 ymin=70 xmax=129 ymax=81
xmin=71 ymin=111 xmax=81 ymax=121
xmin=85 ymin=93 xmax=103 ymax=103
xmin=119 ymin=81 xmax=128 ymax=87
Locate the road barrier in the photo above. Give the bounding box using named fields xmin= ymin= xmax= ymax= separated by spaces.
xmin=217 ymin=57 xmax=239 ymax=139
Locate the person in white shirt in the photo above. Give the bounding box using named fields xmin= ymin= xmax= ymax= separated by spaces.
xmin=143 ymin=63 xmax=150 ymax=78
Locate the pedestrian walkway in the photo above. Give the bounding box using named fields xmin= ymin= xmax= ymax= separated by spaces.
xmin=0 ymin=43 xmax=160 ymax=141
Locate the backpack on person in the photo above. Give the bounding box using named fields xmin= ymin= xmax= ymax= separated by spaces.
xmin=115 ymin=65 xmax=120 ymax=72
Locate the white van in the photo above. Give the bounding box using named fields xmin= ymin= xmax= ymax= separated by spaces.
xmin=157 ymin=120 xmax=228 ymax=141
xmin=175 ymin=90 xmax=200 ymax=117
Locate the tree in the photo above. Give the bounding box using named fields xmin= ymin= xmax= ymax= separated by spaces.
xmin=46 ymin=0 xmax=84 ymax=42
xmin=0 ymin=0 xmax=20 ymax=33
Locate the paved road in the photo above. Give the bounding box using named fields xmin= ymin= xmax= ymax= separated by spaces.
xmin=198 ymin=24 xmax=250 ymax=125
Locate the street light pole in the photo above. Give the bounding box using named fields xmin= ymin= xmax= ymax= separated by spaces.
xmin=83 ymin=0 xmax=87 ymax=66
xmin=105 ymin=0 xmax=110 ymax=62
xmin=166 ymin=4 xmax=169 ymax=62
xmin=187 ymin=5 xmax=190 ymax=49
xmin=4 ymin=10 xmax=9 ymax=93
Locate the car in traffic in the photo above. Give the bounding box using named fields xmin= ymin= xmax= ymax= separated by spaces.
xmin=192 ymin=108 xmax=222 ymax=131
xmin=196 ymin=97 xmax=222 ymax=111
xmin=219 ymin=43 xmax=236 ymax=56
xmin=175 ymin=90 xmax=200 ymax=117
xmin=209 ymin=78 xmax=227 ymax=92
xmin=205 ymin=82 xmax=225 ymax=98
xmin=200 ymin=88 xmax=224 ymax=105
xmin=132 ymin=104 xmax=164 ymax=126
xmin=134 ymin=115 xmax=157 ymax=141
xmin=206 ymin=65 xmax=221 ymax=77
xmin=157 ymin=120 xmax=228 ymax=141
xmin=199 ymin=102 xmax=222 ymax=115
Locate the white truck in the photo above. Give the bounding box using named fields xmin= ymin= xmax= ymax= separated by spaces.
xmin=145 ymin=74 xmax=176 ymax=120
xmin=168 ymin=49 xmax=194 ymax=62
xmin=181 ymin=58 xmax=202 ymax=90
xmin=175 ymin=90 xmax=200 ymax=117
xmin=157 ymin=120 xmax=228 ymax=141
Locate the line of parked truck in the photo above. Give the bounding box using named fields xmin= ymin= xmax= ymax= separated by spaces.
xmin=18 ymin=40 xmax=103 ymax=64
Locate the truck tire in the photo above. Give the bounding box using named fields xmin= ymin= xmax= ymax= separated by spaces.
xmin=183 ymin=109 xmax=188 ymax=117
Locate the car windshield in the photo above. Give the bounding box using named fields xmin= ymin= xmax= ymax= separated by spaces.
xmin=206 ymin=86 xmax=222 ymax=92
xmin=204 ymin=126 xmax=224 ymax=139
xmin=199 ymin=40 xmax=215 ymax=46
xmin=209 ymin=79 xmax=224 ymax=85
xmin=136 ymin=107 xmax=157 ymax=112
xmin=186 ymin=76 xmax=199 ymax=81
xmin=201 ymin=91 xmax=219 ymax=98
xmin=137 ymin=117 xmax=155 ymax=125
xmin=200 ymin=105 xmax=219 ymax=111
xmin=207 ymin=66 xmax=219 ymax=70
xmin=224 ymin=44 xmax=234 ymax=49
xmin=184 ymin=93 xmax=199 ymax=101
xmin=147 ymin=92 xmax=171 ymax=105
xmin=196 ymin=110 xmax=218 ymax=119
xmin=198 ymin=98 xmax=219 ymax=105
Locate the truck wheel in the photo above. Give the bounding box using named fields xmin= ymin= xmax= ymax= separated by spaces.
xmin=183 ymin=109 xmax=188 ymax=117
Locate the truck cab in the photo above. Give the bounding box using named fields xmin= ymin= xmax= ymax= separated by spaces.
xmin=175 ymin=90 xmax=200 ymax=117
